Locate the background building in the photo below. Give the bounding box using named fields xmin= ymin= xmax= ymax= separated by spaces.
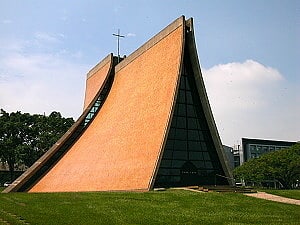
xmin=224 ymin=138 xmax=297 ymax=171
xmin=242 ymin=138 xmax=297 ymax=163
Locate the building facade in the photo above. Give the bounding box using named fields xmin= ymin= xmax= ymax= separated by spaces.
xmin=4 ymin=16 xmax=233 ymax=193
xmin=242 ymin=138 xmax=297 ymax=163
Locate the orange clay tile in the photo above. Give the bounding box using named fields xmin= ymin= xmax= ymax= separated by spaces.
xmin=29 ymin=19 xmax=184 ymax=192
xmin=83 ymin=54 xmax=112 ymax=110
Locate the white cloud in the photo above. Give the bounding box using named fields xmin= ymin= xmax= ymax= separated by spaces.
xmin=127 ymin=33 xmax=136 ymax=37
xmin=202 ymin=60 xmax=300 ymax=145
xmin=2 ymin=19 xmax=13 ymax=24
xmin=34 ymin=32 xmax=62 ymax=43
xmin=203 ymin=60 xmax=283 ymax=111
xmin=0 ymin=38 xmax=90 ymax=119
xmin=0 ymin=38 xmax=26 ymax=52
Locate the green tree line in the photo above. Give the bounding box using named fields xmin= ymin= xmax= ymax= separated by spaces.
xmin=234 ymin=143 xmax=300 ymax=189
xmin=0 ymin=109 xmax=74 ymax=181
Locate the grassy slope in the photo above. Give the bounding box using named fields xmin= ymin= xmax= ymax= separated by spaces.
xmin=0 ymin=190 xmax=299 ymax=225
xmin=263 ymin=189 xmax=300 ymax=200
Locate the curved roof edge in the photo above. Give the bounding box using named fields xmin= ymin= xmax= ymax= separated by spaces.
xmin=3 ymin=55 xmax=115 ymax=193
xmin=115 ymin=16 xmax=185 ymax=73
xmin=27 ymin=18 xmax=185 ymax=192
xmin=84 ymin=54 xmax=114 ymax=110
xmin=87 ymin=53 xmax=113 ymax=79
xmin=185 ymin=18 xmax=234 ymax=184
xmin=148 ymin=17 xmax=186 ymax=190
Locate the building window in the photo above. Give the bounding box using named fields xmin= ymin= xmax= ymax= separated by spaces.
xmin=250 ymin=145 xmax=256 ymax=152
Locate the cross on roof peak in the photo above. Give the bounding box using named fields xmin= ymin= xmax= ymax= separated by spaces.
xmin=112 ymin=29 xmax=125 ymax=62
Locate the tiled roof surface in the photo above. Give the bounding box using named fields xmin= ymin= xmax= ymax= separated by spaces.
xmin=29 ymin=17 xmax=185 ymax=192
xmin=83 ymin=54 xmax=112 ymax=110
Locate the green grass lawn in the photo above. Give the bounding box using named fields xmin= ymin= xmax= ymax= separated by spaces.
xmin=263 ymin=189 xmax=300 ymax=200
xmin=0 ymin=189 xmax=299 ymax=225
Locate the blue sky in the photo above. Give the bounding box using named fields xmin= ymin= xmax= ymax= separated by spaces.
xmin=0 ymin=0 xmax=299 ymax=145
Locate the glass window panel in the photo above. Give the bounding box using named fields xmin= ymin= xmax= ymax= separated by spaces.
xmin=176 ymin=116 xmax=186 ymax=128
xmin=173 ymin=104 xmax=179 ymax=115
xmin=174 ymin=140 xmax=187 ymax=151
xmin=250 ymin=145 xmax=256 ymax=152
xmin=188 ymin=130 xmax=199 ymax=141
xmin=90 ymin=107 xmax=96 ymax=113
xmin=203 ymin=131 xmax=211 ymax=141
xmin=195 ymin=108 xmax=205 ymax=120
xmin=160 ymin=159 xmax=172 ymax=168
xmin=178 ymin=90 xmax=185 ymax=103
xmin=189 ymin=151 xmax=203 ymax=160
xmin=185 ymin=77 xmax=191 ymax=90
xmin=163 ymin=150 xmax=173 ymax=159
xmin=192 ymin=92 xmax=200 ymax=106
xmin=186 ymin=91 xmax=193 ymax=104
xmin=182 ymin=67 xmax=188 ymax=76
xmin=173 ymin=151 xmax=188 ymax=160
xmin=200 ymin=117 xmax=209 ymax=129
xmin=198 ymin=131 xmax=205 ymax=141
xmin=189 ymin=161 xmax=201 ymax=170
xmin=172 ymin=176 xmax=181 ymax=182
xmin=175 ymin=129 xmax=187 ymax=140
xmin=156 ymin=175 xmax=165 ymax=181
xmin=262 ymin=146 xmax=268 ymax=153
xmin=170 ymin=117 xmax=177 ymax=128
xmin=165 ymin=140 xmax=174 ymax=149
xmin=205 ymin=161 xmax=213 ymax=169
xmin=201 ymin=142 xmax=207 ymax=151
xmin=177 ymin=104 xmax=186 ymax=116
xmin=189 ymin=141 xmax=201 ymax=151
xmin=158 ymin=168 xmax=170 ymax=175
xmin=197 ymin=119 xmax=205 ymax=130
xmin=169 ymin=169 xmax=181 ymax=175
xmin=179 ymin=76 xmax=185 ymax=89
xmin=168 ymin=128 xmax=175 ymax=139
xmin=203 ymin=152 xmax=210 ymax=160
xmin=172 ymin=160 xmax=185 ymax=168
xmin=188 ymin=117 xmax=198 ymax=129
xmin=205 ymin=143 xmax=214 ymax=152
xmin=187 ymin=105 xmax=196 ymax=117
xmin=197 ymin=161 xmax=206 ymax=168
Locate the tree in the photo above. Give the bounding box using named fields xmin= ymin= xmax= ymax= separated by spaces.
xmin=234 ymin=143 xmax=300 ymax=189
xmin=0 ymin=109 xmax=74 ymax=181
xmin=0 ymin=110 xmax=31 ymax=180
xmin=22 ymin=111 xmax=74 ymax=167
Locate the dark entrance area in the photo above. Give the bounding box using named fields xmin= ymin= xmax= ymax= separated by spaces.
xmin=180 ymin=161 xmax=199 ymax=186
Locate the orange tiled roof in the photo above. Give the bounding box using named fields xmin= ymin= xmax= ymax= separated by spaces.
xmin=29 ymin=16 xmax=185 ymax=192
xmin=4 ymin=16 xmax=233 ymax=193
xmin=83 ymin=54 xmax=113 ymax=110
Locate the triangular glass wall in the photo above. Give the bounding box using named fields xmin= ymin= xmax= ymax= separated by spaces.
xmin=154 ymin=46 xmax=228 ymax=188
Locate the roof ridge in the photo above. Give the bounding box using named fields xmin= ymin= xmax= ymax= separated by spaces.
xmin=87 ymin=53 xmax=113 ymax=79
xmin=115 ymin=16 xmax=185 ymax=73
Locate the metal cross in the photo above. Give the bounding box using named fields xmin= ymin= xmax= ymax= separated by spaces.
xmin=113 ymin=29 xmax=125 ymax=62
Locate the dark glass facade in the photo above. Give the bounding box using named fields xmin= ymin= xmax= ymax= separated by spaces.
xmin=154 ymin=49 xmax=226 ymax=187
